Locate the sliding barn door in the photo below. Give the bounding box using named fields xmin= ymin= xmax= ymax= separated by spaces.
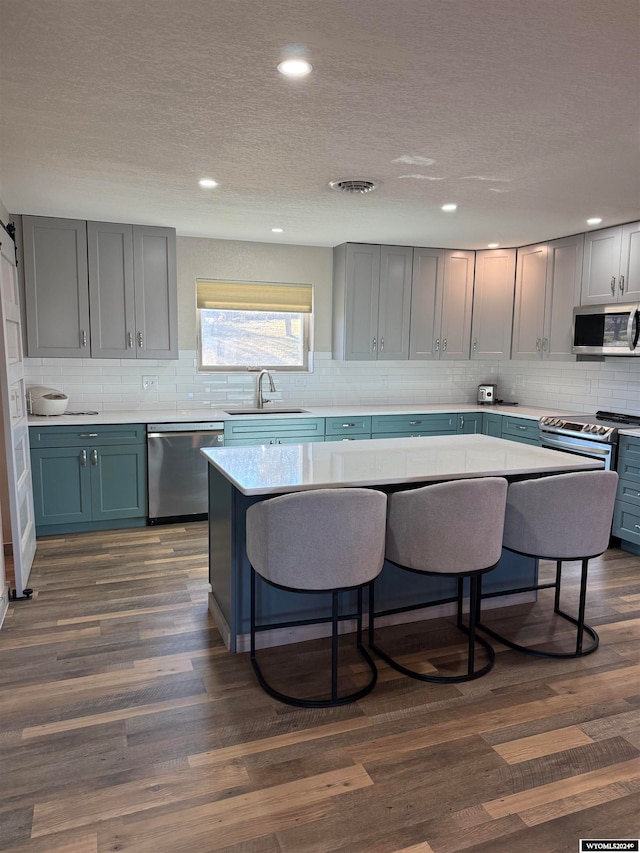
xmin=0 ymin=232 xmax=36 ymax=596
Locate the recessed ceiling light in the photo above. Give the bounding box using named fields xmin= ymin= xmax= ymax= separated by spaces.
xmin=329 ymin=178 xmax=380 ymax=194
xmin=277 ymin=59 xmax=312 ymax=77
xmin=441 ymin=203 xmax=457 ymax=212
xmin=487 ymin=243 xmax=500 ymax=249
xmin=271 ymin=228 xmax=284 ymax=233
xmin=198 ymin=178 xmax=218 ymax=189
xmin=587 ymin=217 xmax=603 ymax=225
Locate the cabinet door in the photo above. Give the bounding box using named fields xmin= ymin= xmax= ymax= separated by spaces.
xmin=343 ymin=244 xmax=380 ymax=360
xmin=440 ymin=250 xmax=475 ymax=360
xmin=470 ymin=249 xmax=516 ymax=360
xmin=543 ymin=234 xmax=583 ymax=360
xmin=409 ymin=248 xmax=444 ymax=360
xmin=31 ymin=447 xmax=92 ymax=527
xmin=457 ymin=413 xmax=482 ymax=434
xmin=581 ymin=226 xmax=623 ymax=304
xmin=23 ymin=216 xmax=90 ymax=357
xmin=377 ymin=246 xmax=412 ymax=359
xmin=132 ymin=225 xmax=178 ymax=359
xmin=482 ymin=413 xmax=502 ymax=437
xmin=90 ymin=444 xmax=147 ymax=520
xmin=620 ymin=221 xmax=640 ymax=301
xmin=511 ymin=244 xmax=548 ymax=360
xmin=88 ymin=221 xmax=136 ymax=358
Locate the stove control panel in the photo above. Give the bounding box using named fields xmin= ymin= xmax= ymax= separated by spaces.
xmin=539 ymin=416 xmax=617 ymax=442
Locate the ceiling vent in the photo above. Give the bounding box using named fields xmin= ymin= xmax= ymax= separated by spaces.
xmin=329 ymin=178 xmax=380 ymax=194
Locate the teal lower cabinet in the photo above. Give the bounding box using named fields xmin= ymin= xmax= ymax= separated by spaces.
xmin=325 ymin=415 xmax=371 ymax=440
xmin=500 ymin=415 xmax=540 ymax=446
xmin=224 ymin=417 xmax=325 ymax=446
xmin=30 ymin=424 xmax=147 ymax=535
xmin=613 ymin=434 xmax=640 ymax=555
xmin=456 ymin=412 xmax=482 ymax=434
xmin=371 ymin=413 xmax=457 ymax=438
xmin=482 ymin=412 xmax=502 ymax=437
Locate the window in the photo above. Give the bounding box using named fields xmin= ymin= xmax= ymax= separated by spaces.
xmin=196 ymin=280 xmax=313 ymax=371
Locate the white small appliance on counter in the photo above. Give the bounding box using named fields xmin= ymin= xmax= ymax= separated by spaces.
xmin=27 ymin=386 xmax=69 ymax=416
xmin=477 ymin=383 xmax=498 ymax=404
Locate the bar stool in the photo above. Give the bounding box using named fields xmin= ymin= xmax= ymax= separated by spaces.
xmin=477 ymin=470 xmax=618 ymax=658
xmin=369 ymin=477 xmax=508 ymax=683
xmin=246 ymin=487 xmax=387 ymax=707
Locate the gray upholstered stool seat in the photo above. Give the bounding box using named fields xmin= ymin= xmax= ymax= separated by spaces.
xmin=369 ymin=477 xmax=508 ymax=683
xmin=246 ymin=487 xmax=387 ymax=707
xmin=477 ymin=470 xmax=618 ymax=658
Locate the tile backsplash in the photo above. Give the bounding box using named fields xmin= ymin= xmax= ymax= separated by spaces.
xmin=23 ymin=352 xmax=640 ymax=415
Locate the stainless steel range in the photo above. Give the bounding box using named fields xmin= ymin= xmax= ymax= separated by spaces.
xmin=539 ymin=410 xmax=640 ymax=470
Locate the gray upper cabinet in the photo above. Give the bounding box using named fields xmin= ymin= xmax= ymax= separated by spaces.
xmin=581 ymin=221 xmax=640 ymax=304
xmin=409 ymin=248 xmax=474 ymax=360
xmin=23 ymin=216 xmax=177 ymax=359
xmin=88 ymin=221 xmax=136 ymax=358
xmin=512 ymin=233 xmax=583 ymax=360
xmin=470 ymin=248 xmax=516 ymax=360
xmin=23 ymin=217 xmax=90 ymax=357
xmin=132 ymin=225 xmax=178 ymax=359
xmin=332 ymin=243 xmax=412 ymax=360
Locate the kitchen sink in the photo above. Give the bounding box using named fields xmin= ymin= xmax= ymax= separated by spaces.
xmin=223 ymin=407 xmax=310 ymax=415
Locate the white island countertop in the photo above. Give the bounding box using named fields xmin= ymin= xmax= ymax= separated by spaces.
xmin=201 ymin=433 xmax=603 ymax=496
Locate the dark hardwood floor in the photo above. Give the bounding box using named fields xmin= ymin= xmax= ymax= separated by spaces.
xmin=1 ymin=522 xmax=639 ymax=853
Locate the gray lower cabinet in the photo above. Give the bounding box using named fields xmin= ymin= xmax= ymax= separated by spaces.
xmin=332 ymin=243 xmax=413 ymax=360
xmin=29 ymin=424 xmax=147 ymax=534
xmin=613 ymin=434 xmax=640 ymax=553
xmin=23 ymin=215 xmax=177 ymax=359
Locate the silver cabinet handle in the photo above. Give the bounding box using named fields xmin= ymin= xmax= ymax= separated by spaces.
xmin=442 ymin=338 xmax=447 ymax=351
xmin=341 ymin=423 xmax=356 ymax=428
xmin=90 ymin=449 xmax=98 ymax=465
xmin=535 ymin=337 xmax=541 ymax=351
xmin=435 ymin=338 xmax=440 ymax=352
xmin=627 ymin=306 xmax=639 ymax=351
xmin=372 ymin=337 xmax=377 ymax=352
xmin=81 ymin=329 xmax=87 ymax=347
xmin=79 ymin=433 xmax=98 ymax=438
xmin=128 ymin=331 xmax=133 ymax=348
xmin=611 ymin=276 xmax=616 ymax=294
xmin=542 ymin=337 xmax=548 ymax=351
xmin=80 ymin=450 xmax=87 ymax=466
xmin=409 ymin=420 xmax=422 ymax=425
xmin=516 ymin=424 xmax=527 ymax=430
xmin=137 ymin=331 xmax=144 ymax=348
xmin=459 ymin=415 xmax=464 ymax=428
xmin=380 ymin=337 xmax=384 ymax=351
xmin=472 ymin=338 xmax=477 ymax=352
xmin=620 ymin=275 xmax=625 ymax=294
xmin=635 ymin=524 xmax=640 ymax=530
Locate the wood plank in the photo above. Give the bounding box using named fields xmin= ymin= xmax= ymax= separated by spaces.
xmin=491 ymin=725 xmax=595 ymax=763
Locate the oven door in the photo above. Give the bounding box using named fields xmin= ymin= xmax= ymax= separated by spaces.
xmin=539 ymin=431 xmax=614 ymax=470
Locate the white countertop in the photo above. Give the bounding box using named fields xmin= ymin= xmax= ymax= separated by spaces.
xmin=201 ymin=434 xmax=603 ymax=496
xmin=27 ymin=402 xmax=563 ymax=427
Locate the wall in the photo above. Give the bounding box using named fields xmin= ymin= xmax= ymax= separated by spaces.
xmin=0 ymin=198 xmax=9 ymax=224
xmin=21 ymin=233 xmax=640 ymax=416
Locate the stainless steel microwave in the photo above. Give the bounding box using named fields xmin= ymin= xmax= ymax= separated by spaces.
xmin=572 ymin=302 xmax=640 ymax=356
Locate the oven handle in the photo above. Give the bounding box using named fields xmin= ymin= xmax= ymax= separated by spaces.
xmin=540 ymin=434 xmax=612 ymax=458
xmin=627 ymin=306 xmax=639 ymax=351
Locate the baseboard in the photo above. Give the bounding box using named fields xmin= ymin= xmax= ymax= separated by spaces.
xmin=0 ymin=583 xmax=9 ymax=629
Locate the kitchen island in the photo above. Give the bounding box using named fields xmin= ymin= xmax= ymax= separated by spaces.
xmin=202 ymin=434 xmax=603 ymax=652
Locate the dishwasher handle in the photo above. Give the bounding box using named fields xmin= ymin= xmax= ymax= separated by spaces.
xmin=147 ymin=431 xmax=224 ymax=442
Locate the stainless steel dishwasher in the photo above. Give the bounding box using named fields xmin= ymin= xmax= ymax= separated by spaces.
xmin=147 ymin=421 xmax=224 ymax=523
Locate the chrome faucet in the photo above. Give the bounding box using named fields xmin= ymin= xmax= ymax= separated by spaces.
xmin=256 ymin=369 xmax=276 ymax=409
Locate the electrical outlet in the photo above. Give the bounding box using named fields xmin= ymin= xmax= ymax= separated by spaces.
xmin=142 ymin=375 xmax=158 ymax=391
xmin=515 ymin=375 xmax=525 ymax=388
xmin=583 ymin=379 xmax=592 ymax=394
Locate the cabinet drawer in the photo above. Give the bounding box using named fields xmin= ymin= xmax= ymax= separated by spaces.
xmin=224 ymin=436 xmax=324 ymax=447
xmin=223 ymin=417 xmax=325 ymax=442
xmin=612 ymin=500 xmax=640 ymax=545
xmin=616 ymin=479 xmax=640 ymax=509
xmin=501 ymin=417 xmax=539 ymax=443
xmin=325 ymin=416 xmax=372 ymax=436
xmin=29 ymin=423 xmax=146 ymax=448
xmin=371 ymin=413 xmax=456 ymax=435
xmin=617 ymin=436 xmax=640 ymax=484
xmin=324 ymin=434 xmax=372 ymax=442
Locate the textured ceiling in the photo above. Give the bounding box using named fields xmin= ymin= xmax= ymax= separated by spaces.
xmin=0 ymin=0 xmax=639 ymax=249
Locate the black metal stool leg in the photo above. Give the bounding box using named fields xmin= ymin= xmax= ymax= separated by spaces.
xmin=331 ymin=591 xmax=339 ymax=702
xmin=554 ymin=560 xmax=562 ymax=612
